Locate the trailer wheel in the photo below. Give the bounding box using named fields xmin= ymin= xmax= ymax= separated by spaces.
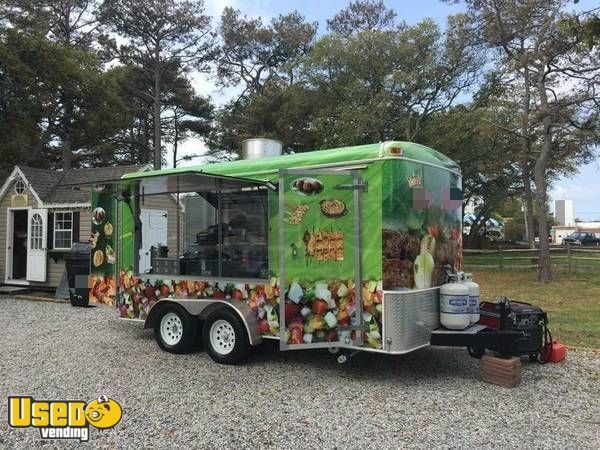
xmin=203 ymin=308 xmax=250 ymax=365
xmin=154 ymin=305 xmax=197 ymax=354
xmin=467 ymin=346 xmax=485 ymax=359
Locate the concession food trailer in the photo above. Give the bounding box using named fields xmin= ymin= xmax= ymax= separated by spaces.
xmin=83 ymin=140 xmax=539 ymax=364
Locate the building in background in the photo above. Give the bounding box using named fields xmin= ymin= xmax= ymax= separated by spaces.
xmin=552 ymin=221 xmax=600 ymax=244
xmin=554 ymin=199 xmax=574 ymax=226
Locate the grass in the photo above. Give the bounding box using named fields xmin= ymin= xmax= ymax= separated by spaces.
xmin=470 ymin=268 xmax=600 ymax=349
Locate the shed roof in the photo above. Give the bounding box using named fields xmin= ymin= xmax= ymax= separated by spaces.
xmin=50 ymin=165 xmax=144 ymax=203
xmin=3 ymin=165 xmax=145 ymax=205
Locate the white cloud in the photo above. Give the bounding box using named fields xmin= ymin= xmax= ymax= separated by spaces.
xmin=204 ymin=0 xmax=238 ymax=18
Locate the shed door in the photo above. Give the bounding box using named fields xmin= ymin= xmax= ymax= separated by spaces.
xmin=26 ymin=208 xmax=48 ymax=282
xmin=278 ymin=169 xmax=367 ymax=350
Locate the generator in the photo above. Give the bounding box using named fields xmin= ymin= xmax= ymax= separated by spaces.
xmin=479 ymin=298 xmax=546 ymax=358
xmin=430 ymin=297 xmax=549 ymax=360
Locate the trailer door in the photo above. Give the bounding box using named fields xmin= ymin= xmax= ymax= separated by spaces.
xmin=278 ymin=169 xmax=367 ymax=350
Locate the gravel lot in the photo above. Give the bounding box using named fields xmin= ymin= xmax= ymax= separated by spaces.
xmin=0 ymin=296 xmax=598 ymax=449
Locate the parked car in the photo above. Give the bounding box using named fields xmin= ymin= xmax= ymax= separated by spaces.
xmin=562 ymin=231 xmax=600 ymax=246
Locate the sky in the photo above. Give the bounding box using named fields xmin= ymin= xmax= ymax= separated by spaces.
xmin=173 ymin=0 xmax=600 ymax=221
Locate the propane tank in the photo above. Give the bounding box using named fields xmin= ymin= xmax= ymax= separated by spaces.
xmin=462 ymin=273 xmax=480 ymax=324
xmin=440 ymin=274 xmax=470 ymax=330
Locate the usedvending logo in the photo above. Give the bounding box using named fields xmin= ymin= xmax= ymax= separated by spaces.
xmin=8 ymin=394 xmax=122 ymax=442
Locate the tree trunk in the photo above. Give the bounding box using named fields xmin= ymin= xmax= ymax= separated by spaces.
xmin=520 ymin=64 xmax=535 ymax=249
xmin=61 ymin=93 xmax=74 ymax=170
xmin=173 ymin=112 xmax=179 ymax=168
xmin=534 ymin=159 xmax=552 ymax=282
xmin=534 ymin=73 xmax=553 ymax=282
xmin=153 ymin=48 xmax=162 ymax=170
xmin=522 ymin=168 xmax=536 ymax=248
xmin=62 ymin=139 xmax=73 ymax=170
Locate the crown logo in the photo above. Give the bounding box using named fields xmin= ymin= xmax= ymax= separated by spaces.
xmin=407 ymin=174 xmax=422 ymax=188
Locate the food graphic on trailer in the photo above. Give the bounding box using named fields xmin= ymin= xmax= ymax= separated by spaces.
xmin=291 ymin=177 xmax=324 ymax=195
xmin=303 ymin=229 xmax=344 ymax=262
xmin=320 ymin=199 xmax=348 ymax=218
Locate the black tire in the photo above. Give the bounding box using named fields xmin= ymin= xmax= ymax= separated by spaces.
xmin=153 ymin=304 xmax=198 ymax=354
xmin=202 ymin=308 xmax=250 ymax=365
xmin=69 ymin=291 xmax=79 ymax=307
xmin=69 ymin=290 xmax=88 ymax=307
xmin=529 ymin=353 xmax=539 ymax=363
xmin=467 ymin=346 xmax=485 ymax=359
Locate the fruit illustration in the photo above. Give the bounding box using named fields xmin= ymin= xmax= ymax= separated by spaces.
xmin=104 ymin=222 xmax=113 ymax=236
xmin=105 ymin=245 xmax=116 ymax=264
xmin=311 ymin=299 xmax=329 ymax=315
xmin=92 ymin=207 xmax=105 ymax=225
xmin=92 ymin=249 xmax=104 ymax=267
xmin=414 ymin=234 xmax=436 ymax=289
xmin=89 ymin=232 xmax=100 ymax=249
xmin=285 ymin=303 xmax=301 ymax=322
xmin=159 ymin=284 xmax=170 ymax=298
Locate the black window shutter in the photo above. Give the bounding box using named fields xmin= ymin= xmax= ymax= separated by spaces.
xmin=47 ymin=212 xmax=54 ymax=249
xmin=73 ymin=211 xmax=80 ymax=243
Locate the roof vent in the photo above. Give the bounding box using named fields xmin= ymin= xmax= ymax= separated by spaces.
xmin=241 ymin=138 xmax=283 ymax=160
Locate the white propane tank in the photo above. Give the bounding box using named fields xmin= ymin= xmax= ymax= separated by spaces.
xmin=440 ymin=274 xmax=470 ymax=330
xmin=462 ymin=273 xmax=480 ymax=324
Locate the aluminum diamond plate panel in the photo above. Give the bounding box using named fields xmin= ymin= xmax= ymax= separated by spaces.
xmin=383 ymin=288 xmax=440 ymax=353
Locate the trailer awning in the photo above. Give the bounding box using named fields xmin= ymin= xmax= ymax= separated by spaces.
xmin=61 ymin=170 xmax=277 ymax=195
xmin=131 ymin=171 xmax=277 ymax=195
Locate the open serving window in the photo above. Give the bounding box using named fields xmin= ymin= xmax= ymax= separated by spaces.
xmin=131 ymin=172 xmax=276 ymax=281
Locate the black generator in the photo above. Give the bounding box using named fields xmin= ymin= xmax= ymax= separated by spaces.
xmin=479 ymin=298 xmax=547 ymax=357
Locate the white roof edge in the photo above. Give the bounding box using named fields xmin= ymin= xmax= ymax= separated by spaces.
xmin=0 ymin=166 xmax=44 ymax=206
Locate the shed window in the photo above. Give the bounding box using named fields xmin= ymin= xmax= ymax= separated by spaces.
xmin=15 ymin=179 xmax=26 ymax=194
xmin=30 ymin=213 xmax=43 ymax=250
xmin=54 ymin=211 xmax=73 ymax=249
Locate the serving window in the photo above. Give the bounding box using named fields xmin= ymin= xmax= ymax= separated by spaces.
xmin=135 ymin=173 xmax=271 ymax=280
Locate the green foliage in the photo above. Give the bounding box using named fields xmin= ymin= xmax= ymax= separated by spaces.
xmin=216 ymin=7 xmax=317 ymax=94
xmin=99 ymin=0 xmax=213 ymax=168
xmin=326 ymin=0 xmax=397 ymax=36
xmin=206 ymin=81 xmax=321 ymax=160
xmin=209 ymin=7 xmax=482 ymax=159
xmin=0 ymin=27 xmax=126 ymax=172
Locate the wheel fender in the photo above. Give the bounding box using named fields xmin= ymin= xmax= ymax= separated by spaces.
xmin=199 ymin=300 xmax=262 ymax=346
xmin=144 ymin=298 xmax=262 ymax=346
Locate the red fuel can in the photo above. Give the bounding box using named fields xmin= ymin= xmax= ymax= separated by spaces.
xmin=541 ymin=341 xmax=566 ymax=363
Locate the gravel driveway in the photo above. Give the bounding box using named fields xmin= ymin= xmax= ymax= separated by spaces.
xmin=0 ymin=296 xmax=598 ymax=449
